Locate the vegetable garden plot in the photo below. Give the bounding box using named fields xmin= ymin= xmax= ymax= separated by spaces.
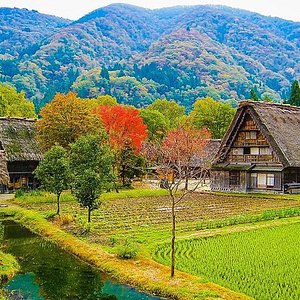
xmin=19 ymin=193 xmax=300 ymax=244
xmin=154 ymin=223 xmax=300 ymax=300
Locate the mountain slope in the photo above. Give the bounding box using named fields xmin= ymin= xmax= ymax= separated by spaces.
xmin=0 ymin=8 xmax=71 ymax=57
xmin=0 ymin=4 xmax=299 ymax=110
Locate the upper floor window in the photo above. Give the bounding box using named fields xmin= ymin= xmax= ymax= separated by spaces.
xmin=233 ymin=148 xmax=243 ymax=155
xmin=245 ymin=131 xmax=257 ymax=139
xmin=260 ymin=147 xmax=271 ymax=155
xmin=250 ymin=147 xmax=259 ymax=155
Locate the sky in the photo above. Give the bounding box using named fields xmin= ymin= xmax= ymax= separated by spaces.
xmin=0 ymin=0 xmax=300 ymax=21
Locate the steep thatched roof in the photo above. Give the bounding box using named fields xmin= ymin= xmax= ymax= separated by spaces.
xmin=0 ymin=117 xmax=43 ymax=162
xmin=192 ymin=139 xmax=221 ymax=167
xmin=215 ymin=101 xmax=300 ymax=168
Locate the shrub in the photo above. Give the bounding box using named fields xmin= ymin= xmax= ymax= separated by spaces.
xmin=75 ymin=215 xmax=94 ymax=235
xmin=53 ymin=214 xmax=75 ymax=226
xmin=116 ymin=240 xmax=138 ymax=259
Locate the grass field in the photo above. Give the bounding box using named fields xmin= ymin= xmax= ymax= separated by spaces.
xmin=154 ymin=222 xmax=300 ymax=300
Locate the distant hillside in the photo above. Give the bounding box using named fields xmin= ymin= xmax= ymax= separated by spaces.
xmin=0 ymin=8 xmax=71 ymax=57
xmin=0 ymin=4 xmax=299 ymax=110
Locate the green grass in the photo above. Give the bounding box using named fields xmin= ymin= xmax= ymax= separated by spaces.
xmin=195 ymin=207 xmax=300 ymax=231
xmin=154 ymin=222 xmax=300 ymax=300
xmin=212 ymin=191 xmax=300 ymax=201
xmin=14 ymin=188 xmax=170 ymax=204
xmin=0 ymin=250 xmax=19 ymax=284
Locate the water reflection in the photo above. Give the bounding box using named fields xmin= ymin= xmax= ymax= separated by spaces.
xmin=0 ymin=220 xmax=160 ymax=300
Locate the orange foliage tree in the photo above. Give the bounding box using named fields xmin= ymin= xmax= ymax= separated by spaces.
xmin=144 ymin=126 xmax=211 ymax=277
xmin=93 ymin=105 xmax=147 ymax=152
xmin=36 ymin=92 xmax=103 ymax=150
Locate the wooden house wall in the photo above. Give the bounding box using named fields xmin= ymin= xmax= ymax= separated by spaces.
xmin=225 ymin=114 xmax=281 ymax=165
xmin=211 ymin=170 xmax=247 ymax=192
xmin=7 ymin=161 xmax=39 ymax=190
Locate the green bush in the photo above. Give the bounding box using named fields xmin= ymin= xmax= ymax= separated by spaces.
xmin=75 ymin=215 xmax=94 ymax=235
xmin=14 ymin=189 xmax=25 ymax=198
xmin=116 ymin=240 xmax=138 ymax=259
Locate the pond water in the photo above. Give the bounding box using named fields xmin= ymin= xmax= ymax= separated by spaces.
xmin=0 ymin=219 xmax=162 ymax=300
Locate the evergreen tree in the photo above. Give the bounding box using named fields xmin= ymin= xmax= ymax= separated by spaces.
xmin=250 ymin=88 xmax=259 ymax=101
xmin=118 ymin=69 xmax=126 ymax=77
xmin=289 ymin=80 xmax=300 ymax=106
xmin=100 ymin=67 xmax=110 ymax=80
xmin=119 ymin=141 xmax=145 ymax=186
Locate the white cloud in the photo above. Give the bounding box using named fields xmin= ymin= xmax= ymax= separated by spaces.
xmin=0 ymin=0 xmax=299 ymax=21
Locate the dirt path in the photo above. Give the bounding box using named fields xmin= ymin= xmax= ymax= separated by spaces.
xmin=0 ymin=194 xmax=15 ymax=207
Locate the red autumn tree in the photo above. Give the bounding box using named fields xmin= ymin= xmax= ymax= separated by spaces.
xmin=94 ymin=105 xmax=147 ymax=152
xmin=144 ymin=126 xmax=211 ymax=277
xmin=94 ymin=105 xmax=147 ymax=190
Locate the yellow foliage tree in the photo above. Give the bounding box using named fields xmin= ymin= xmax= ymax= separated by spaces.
xmin=36 ymin=92 xmax=103 ymax=150
xmin=0 ymin=83 xmax=36 ymax=118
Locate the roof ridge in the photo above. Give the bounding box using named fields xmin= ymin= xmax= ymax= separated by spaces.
xmin=0 ymin=117 xmax=37 ymax=122
xmin=239 ymin=100 xmax=300 ymax=111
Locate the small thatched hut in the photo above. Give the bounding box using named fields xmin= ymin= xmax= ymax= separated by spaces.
xmin=0 ymin=117 xmax=43 ymax=190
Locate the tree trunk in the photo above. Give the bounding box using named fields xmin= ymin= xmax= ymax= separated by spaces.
xmin=114 ymin=181 xmax=119 ymax=193
xmin=56 ymin=193 xmax=61 ymax=215
xmin=88 ymin=206 xmax=91 ymax=223
xmin=184 ymin=167 xmax=189 ymax=190
xmin=122 ymin=169 xmax=125 ymax=186
xmin=184 ymin=176 xmax=189 ymax=190
xmin=171 ymin=196 xmax=176 ymax=277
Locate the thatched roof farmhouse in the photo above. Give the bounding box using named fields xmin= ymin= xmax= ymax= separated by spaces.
xmin=0 ymin=117 xmax=42 ymax=190
xmin=211 ymin=101 xmax=300 ymax=193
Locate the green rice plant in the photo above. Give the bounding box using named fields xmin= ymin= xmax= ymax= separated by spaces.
xmin=154 ymin=223 xmax=300 ymax=300
xmin=195 ymin=207 xmax=300 ymax=231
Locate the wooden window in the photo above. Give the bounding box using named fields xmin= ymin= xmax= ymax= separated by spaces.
xmin=250 ymin=147 xmax=259 ymax=155
xmin=233 ymin=148 xmax=243 ymax=155
xmin=257 ymin=173 xmax=267 ymax=188
xmin=267 ymin=174 xmax=275 ymax=187
xmin=257 ymin=173 xmax=275 ymax=188
xmin=259 ymin=147 xmax=271 ymax=155
xmin=229 ymin=171 xmax=240 ymax=186
xmin=245 ymin=131 xmax=257 ymax=139
xmin=250 ymin=173 xmax=257 ymax=188
xmin=244 ymin=147 xmax=250 ymax=155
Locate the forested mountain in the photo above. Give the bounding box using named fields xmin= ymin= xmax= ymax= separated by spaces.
xmin=0 ymin=8 xmax=71 ymax=56
xmin=0 ymin=4 xmax=299 ymax=110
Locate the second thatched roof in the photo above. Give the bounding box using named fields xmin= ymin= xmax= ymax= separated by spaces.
xmin=0 ymin=117 xmax=43 ymax=162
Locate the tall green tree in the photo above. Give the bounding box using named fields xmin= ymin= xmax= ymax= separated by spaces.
xmin=100 ymin=67 xmax=110 ymax=80
xmin=0 ymin=84 xmax=36 ymax=118
xmin=189 ymin=97 xmax=236 ymax=139
xmin=147 ymin=99 xmax=185 ymax=129
xmin=69 ymin=135 xmax=114 ymax=223
xmin=289 ymin=80 xmax=300 ymax=106
xmin=34 ymin=146 xmax=70 ymax=215
xmin=250 ymin=88 xmax=259 ymax=101
xmin=119 ymin=141 xmax=145 ymax=186
xmin=139 ymin=108 xmax=169 ymax=141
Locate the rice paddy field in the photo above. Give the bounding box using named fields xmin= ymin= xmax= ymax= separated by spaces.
xmin=154 ymin=222 xmax=300 ymax=300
